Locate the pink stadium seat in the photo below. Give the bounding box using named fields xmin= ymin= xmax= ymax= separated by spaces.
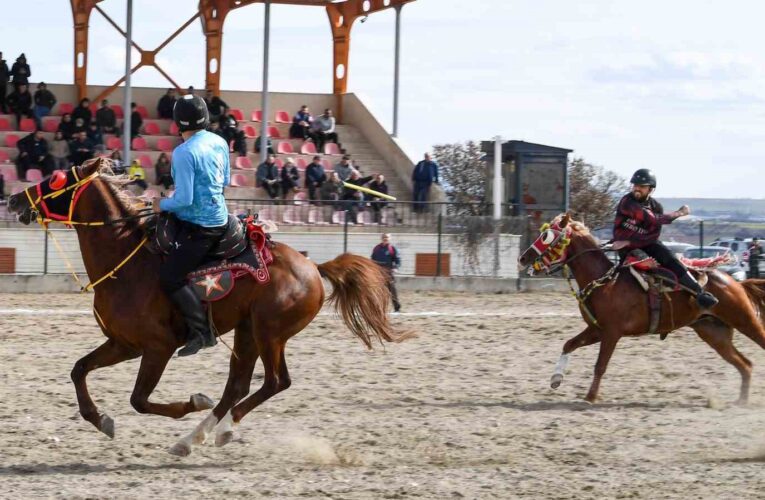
xmin=25 ymin=169 xmax=43 ymax=182
xmin=89 ymin=103 xmax=98 ymax=115
xmin=0 ymin=118 xmax=12 ymax=131
xmin=357 ymin=211 xmax=373 ymax=225
xmin=138 ymin=154 xmax=153 ymax=168
xmin=169 ymin=122 xmax=179 ymax=136
xmin=11 ymin=185 xmax=25 ymax=195
xmin=112 ymin=104 xmax=125 ymax=119
xmin=42 ymin=117 xmax=58 ymax=133
xmin=136 ymin=105 xmax=149 ymax=119
xmin=229 ymin=108 xmax=244 ymax=121
xmin=321 ymin=159 xmax=332 ymax=171
xmin=157 ymin=138 xmax=175 ymax=152
xmin=251 ymin=110 xmax=263 ymax=122
xmin=5 ymin=134 xmax=20 ymax=148
xmin=58 ymin=103 xmax=74 ymax=114
xmin=282 ymin=206 xmax=301 ymax=224
xmin=0 ymin=150 xmax=10 ymax=163
xmin=331 ymin=210 xmax=348 ymax=225
xmin=276 ymin=142 xmax=294 ymax=154
xmin=235 ymin=156 xmax=254 ymax=170
xmin=243 ymin=125 xmax=257 ymax=138
xmin=307 ymin=208 xmax=324 ymax=225
xmin=267 ymin=126 xmax=281 ymax=139
xmin=323 ymin=143 xmax=341 ymax=155
xmin=19 ymin=118 xmax=36 ymax=132
xmin=258 ymin=207 xmax=275 ymax=221
xmin=300 ymin=142 xmax=317 ymax=155
xmin=230 ymin=173 xmax=251 ymax=187
xmin=0 ymin=164 xmax=18 ymax=181
xmin=295 ymin=158 xmax=308 ymax=170
xmin=144 ymin=122 xmax=161 ymax=135
xmin=275 ymin=110 xmax=290 ymax=124
xmin=274 ymin=158 xmax=284 ymax=168
xmin=131 ymin=137 xmax=148 ymax=150
xmin=106 ymin=137 xmax=122 ymax=150
xmin=293 ymin=191 xmax=308 ymax=205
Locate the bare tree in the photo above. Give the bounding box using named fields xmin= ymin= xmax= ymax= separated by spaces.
xmin=568 ymin=157 xmax=627 ymax=228
xmin=431 ymin=141 xmax=487 ymax=210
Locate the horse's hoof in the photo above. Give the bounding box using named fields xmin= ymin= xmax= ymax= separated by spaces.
xmin=551 ymin=374 xmax=563 ymax=389
xmin=168 ymin=442 xmax=192 ymax=457
xmin=99 ymin=414 xmax=115 ymax=439
xmin=191 ymin=393 xmax=215 ymax=411
xmin=215 ymin=431 xmax=235 ymax=448
xmin=584 ymin=395 xmax=597 ymax=405
xmin=734 ymin=398 xmax=749 ymax=407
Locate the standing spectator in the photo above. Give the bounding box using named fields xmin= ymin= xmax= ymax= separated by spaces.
xmin=157 ymin=88 xmax=177 ymax=119
xmin=68 ymin=131 xmax=94 ymax=165
xmin=305 ymin=155 xmax=326 ymax=203
xmin=50 ymin=131 xmax=70 ymax=171
xmin=72 ymin=98 xmax=92 ymax=127
xmin=370 ymin=233 xmax=402 ymax=312
xmin=6 ymin=83 xmax=33 ymax=129
xmin=16 ymin=129 xmax=54 ymax=178
xmin=128 ymin=159 xmax=148 ymax=191
xmin=110 ymin=149 xmax=125 ymax=174
xmin=320 ymin=171 xmax=344 ymax=207
xmin=289 ymin=104 xmax=315 ymax=141
xmin=96 ymin=99 xmax=118 ymax=136
xmin=186 ymin=85 xmax=196 ymax=96
xmin=10 ymin=53 xmax=30 ymax=90
xmin=749 ymin=238 xmax=763 ymax=279
xmin=205 ymin=90 xmax=228 ymax=124
xmin=342 ymin=169 xmax=374 ymax=223
xmin=280 ymin=157 xmax=300 ymax=199
xmin=254 ymin=133 xmax=274 ymax=155
xmin=87 ymin=122 xmax=105 ymax=154
xmin=220 ymin=115 xmax=246 ymax=156
xmin=334 ymin=154 xmax=353 ymax=181
xmin=32 ymin=82 xmax=56 ymax=126
xmin=311 ymin=108 xmax=339 ymax=153
xmin=155 ymin=152 xmax=173 ymax=190
xmin=127 ymin=102 xmax=143 ymax=140
xmin=368 ymin=173 xmax=389 ymax=224
xmin=412 ymin=152 xmax=439 ymax=213
xmin=57 ymin=113 xmax=75 ymax=140
xmin=256 ymin=154 xmax=281 ymax=199
xmin=0 ymin=52 xmax=9 ymax=113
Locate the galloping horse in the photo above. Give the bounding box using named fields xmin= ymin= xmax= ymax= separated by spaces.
xmin=518 ymin=213 xmax=765 ymax=404
xmin=7 ymin=158 xmax=412 ymax=456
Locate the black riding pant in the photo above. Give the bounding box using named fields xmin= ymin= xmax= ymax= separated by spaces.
xmin=159 ymin=220 xmax=227 ymax=293
xmin=620 ymin=242 xmax=691 ymax=285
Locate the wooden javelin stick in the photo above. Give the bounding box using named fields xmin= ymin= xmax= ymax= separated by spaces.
xmin=342 ymin=182 xmax=397 ymax=201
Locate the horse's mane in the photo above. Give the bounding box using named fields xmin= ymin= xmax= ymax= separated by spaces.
xmin=551 ymin=214 xmax=592 ymax=237
xmin=92 ymin=160 xmax=145 ymax=216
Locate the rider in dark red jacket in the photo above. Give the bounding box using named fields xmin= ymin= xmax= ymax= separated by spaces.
xmin=613 ymin=169 xmax=718 ymax=309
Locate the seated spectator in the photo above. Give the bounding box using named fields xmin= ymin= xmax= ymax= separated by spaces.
xmin=280 ymin=157 xmax=300 ymax=199
xmin=57 ymin=113 xmax=75 ymax=140
xmin=342 ymin=169 xmax=374 ymax=223
xmin=33 ymin=82 xmax=56 ymax=125
xmin=155 ymin=152 xmax=173 ymax=190
xmin=0 ymin=52 xmax=8 ymax=113
xmin=205 ymin=89 xmax=228 ymax=124
xmin=289 ymin=104 xmax=316 ymax=141
xmin=72 ymin=98 xmax=92 ymax=127
xmin=368 ymin=173 xmax=389 ymax=223
xmin=10 ymin=53 xmax=30 ymax=90
xmin=254 ymin=134 xmax=274 ymax=155
xmin=110 ymin=149 xmax=125 ymax=174
xmin=6 ymin=83 xmax=33 ymax=129
xmin=51 ymin=131 xmax=70 ymax=171
xmin=208 ymin=121 xmax=225 ymax=140
xmin=220 ymin=115 xmax=246 ymax=156
xmin=334 ymin=154 xmax=353 ymax=181
xmin=305 ymin=155 xmax=327 ymax=203
xmin=96 ymin=99 xmax=118 ymax=136
xmin=72 ymin=117 xmax=87 ymax=135
xmin=16 ymin=129 xmax=54 ymax=178
xmin=320 ymin=171 xmax=344 ymax=207
xmin=256 ymin=154 xmax=281 ymax=199
xmin=68 ymin=131 xmax=94 ymax=166
xmin=311 ymin=108 xmax=339 ymax=153
xmin=86 ymin=122 xmax=105 ymax=154
xmin=157 ymin=88 xmax=177 ymax=120
xmin=128 ymin=159 xmax=148 ymax=191
xmin=126 ymin=102 xmax=143 ymax=140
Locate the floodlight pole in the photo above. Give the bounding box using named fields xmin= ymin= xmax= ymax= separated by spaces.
xmin=392 ymin=4 xmax=403 ymax=137
xmin=259 ymin=0 xmax=272 ymax=164
xmin=493 ymin=136 xmax=504 ymax=220
xmin=122 ymin=0 xmax=133 ymax=165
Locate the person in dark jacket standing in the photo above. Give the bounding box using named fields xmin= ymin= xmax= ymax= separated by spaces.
xmin=256 ymin=154 xmax=281 ymax=199
xmin=371 ymin=233 xmax=402 ymax=312
xmin=96 ymin=99 xmax=118 ymax=136
xmin=204 ymin=90 xmax=229 ymax=124
xmin=0 ymin=52 xmax=9 ymax=113
xmin=127 ymin=102 xmax=143 ymax=139
xmin=33 ymin=82 xmax=56 ymax=126
xmin=412 ymin=152 xmax=439 ymax=213
xmin=10 ymin=53 xmax=30 ymax=90
xmin=305 ymin=155 xmax=326 ymax=203
xmin=72 ymin=98 xmax=92 ymax=127
xmin=157 ymin=88 xmax=177 ymax=120
xmin=7 ymin=83 xmax=33 ymax=129
xmin=749 ymin=238 xmax=762 ymax=279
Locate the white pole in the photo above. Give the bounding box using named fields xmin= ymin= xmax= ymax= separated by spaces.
xmin=392 ymin=5 xmax=402 ymax=137
xmin=258 ymin=0 xmax=271 ymax=164
xmin=122 ymin=0 xmax=133 ymax=166
xmin=493 ymin=135 xmax=503 ymax=220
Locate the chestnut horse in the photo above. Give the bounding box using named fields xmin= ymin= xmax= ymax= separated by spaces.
xmin=518 ymin=213 xmax=765 ymax=404
xmin=7 ymin=158 xmax=411 ymax=456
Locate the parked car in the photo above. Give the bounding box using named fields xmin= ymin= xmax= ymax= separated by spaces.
xmin=683 ymin=246 xmax=746 ymax=281
xmin=663 ymin=241 xmax=694 ymax=258
xmin=709 ymin=237 xmax=755 ymax=265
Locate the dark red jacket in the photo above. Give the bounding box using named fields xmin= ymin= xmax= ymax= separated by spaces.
xmin=613 ymin=194 xmax=675 ymax=247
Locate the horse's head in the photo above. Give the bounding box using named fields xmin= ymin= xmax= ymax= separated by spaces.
xmin=518 ymin=212 xmax=578 ymax=274
xmin=7 ymin=158 xmax=105 ymax=225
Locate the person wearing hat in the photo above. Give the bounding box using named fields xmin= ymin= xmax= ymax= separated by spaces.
xmin=612 ymin=168 xmax=718 ymax=309
xmin=152 ymin=94 xmax=231 ymax=356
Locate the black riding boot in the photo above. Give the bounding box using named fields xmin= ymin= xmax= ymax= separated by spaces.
xmin=678 ymin=271 xmax=719 ymax=309
xmin=170 ymin=285 xmax=218 ymax=357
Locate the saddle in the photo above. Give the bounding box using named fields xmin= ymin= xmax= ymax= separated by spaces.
xmin=147 ymin=213 xmax=274 ymax=302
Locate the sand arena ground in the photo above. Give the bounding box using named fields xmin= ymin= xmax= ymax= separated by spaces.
xmin=1 ymin=291 xmax=764 ymax=499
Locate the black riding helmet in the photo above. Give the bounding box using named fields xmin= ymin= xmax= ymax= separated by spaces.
xmin=173 ymin=94 xmax=209 ymax=133
xmin=630 ymin=168 xmax=656 ymax=188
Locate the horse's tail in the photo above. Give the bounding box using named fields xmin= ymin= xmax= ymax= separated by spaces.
xmin=741 ymin=279 xmax=765 ymax=317
xmin=317 ymin=253 xmax=415 ymax=349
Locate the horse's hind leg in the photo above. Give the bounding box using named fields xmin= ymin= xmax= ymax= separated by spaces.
xmin=692 ymin=318 xmax=752 ymax=405
xmin=551 ymin=325 xmax=601 ymax=389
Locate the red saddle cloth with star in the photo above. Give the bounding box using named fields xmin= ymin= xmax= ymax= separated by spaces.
xmin=187 ymin=216 xmax=274 ymax=302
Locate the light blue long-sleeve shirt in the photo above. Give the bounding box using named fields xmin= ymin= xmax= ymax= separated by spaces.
xmin=159 ymin=130 xmax=230 ymax=227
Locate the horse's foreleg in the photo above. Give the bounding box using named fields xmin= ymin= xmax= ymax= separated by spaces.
xmin=585 ymin=332 xmax=619 ymax=403
xmin=551 ymin=325 xmax=601 ymax=389
xmin=71 ymin=339 xmax=139 ymax=438
xmin=692 ymin=318 xmax=752 ymax=405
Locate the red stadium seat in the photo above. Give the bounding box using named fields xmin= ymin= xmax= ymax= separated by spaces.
xmin=323 ymin=143 xmax=341 ymax=155
xmin=89 ymin=103 xmax=98 ymax=115
xmin=112 ymin=104 xmax=124 ymax=119
xmin=293 ymin=191 xmax=308 ymax=205
xmin=300 ymin=142 xmax=317 ymax=155
xmin=229 ymin=108 xmax=244 ymax=121
xmin=144 ymin=122 xmax=161 ymax=135
xmin=169 ymin=122 xmax=179 ymax=136
xmin=276 ymin=142 xmax=294 ymax=154
xmin=0 ymin=166 xmax=17 ymax=182
xmin=5 ymin=134 xmax=20 ymax=148
xmin=267 ymin=126 xmax=281 ymax=139
xmin=156 ymin=138 xmax=175 ymax=152
xmin=321 ymin=159 xmax=332 ymax=171
xmin=243 ymin=125 xmax=257 ymax=138
xmin=295 ymin=158 xmax=308 ymax=170
xmin=131 ymin=137 xmax=148 ymax=150
xmin=274 ymin=110 xmax=290 ymax=123
xmin=0 ymin=150 xmax=10 ymax=163
xmin=42 ymin=117 xmax=58 ymax=133
xmin=138 ymin=154 xmax=153 ymax=168
xmin=25 ymin=169 xmax=43 ymax=182
xmin=274 ymin=158 xmax=284 ymax=168
xmin=0 ymin=118 xmax=12 ymax=131
xmin=230 ymin=173 xmax=251 ymax=187
xmin=106 ymin=137 xmax=122 ymax=150
xmin=235 ymin=156 xmax=254 ymax=170
xmin=251 ymin=110 xmax=263 ymax=122
xmin=19 ymin=118 xmax=36 ymax=132
xmin=58 ymin=103 xmax=74 ymax=114
xmin=136 ymin=105 xmax=149 ymax=119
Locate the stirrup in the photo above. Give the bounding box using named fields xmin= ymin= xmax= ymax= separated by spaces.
xmin=177 ymin=333 xmax=215 ymax=357
xmin=696 ymin=291 xmax=719 ymax=309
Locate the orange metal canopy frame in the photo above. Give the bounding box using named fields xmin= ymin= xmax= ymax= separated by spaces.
xmin=70 ymin=0 xmax=416 ymax=118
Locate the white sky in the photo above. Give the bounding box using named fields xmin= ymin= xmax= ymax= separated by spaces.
xmin=3 ymin=0 xmax=764 ymax=198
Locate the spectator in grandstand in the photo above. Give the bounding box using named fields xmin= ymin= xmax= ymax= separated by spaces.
xmin=334 ymin=154 xmax=353 ymax=182
xmin=220 ymin=115 xmax=247 ymax=156
xmin=128 ymin=159 xmax=148 ymax=191
xmin=370 ymin=233 xmax=402 ymax=312
xmin=208 ymin=120 xmax=225 ymax=140
xmin=32 ymin=82 xmax=56 ymax=126
xmin=254 ymin=133 xmax=274 ymax=155
xmin=87 ymin=122 xmax=105 ymax=154
xmin=68 ymin=131 xmax=94 ymax=166
xmin=72 ymin=117 xmax=87 ymax=135
xmin=96 ymin=99 xmax=118 ymax=136
xmin=50 ymin=130 xmax=70 ymax=171
xmin=289 ymin=105 xmax=315 ymax=141
xmin=0 ymin=173 xmax=4 ymax=202
xmin=368 ymin=173 xmax=389 ymax=224
xmin=186 ymin=86 xmax=196 ymax=95
xmin=6 ymin=83 xmax=33 ymax=129
xmin=204 ymin=90 xmax=228 ymax=124
xmin=256 ymin=154 xmax=280 ymax=199
xmin=311 ymin=108 xmax=338 ymax=153
xmin=155 ymin=152 xmax=173 ymax=190
xmin=157 ymin=88 xmax=177 ymax=120
xmin=305 ymin=155 xmax=326 ymax=203
xmin=412 ymin=152 xmax=439 ymax=213
xmin=16 ymin=129 xmax=54 ymax=178
xmin=280 ymin=157 xmax=300 ymax=199
xmin=72 ymin=98 xmax=92 ymax=127
xmin=320 ymin=171 xmax=344 ymax=207
xmin=57 ymin=113 xmax=75 ymax=140
xmin=342 ymin=169 xmax=374 ymax=223
xmin=127 ymin=102 xmax=143 ymax=139
xmin=0 ymin=52 xmax=9 ymax=113
xmin=109 ymin=149 xmax=125 ymax=174
xmin=10 ymin=53 xmax=30 ymax=90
